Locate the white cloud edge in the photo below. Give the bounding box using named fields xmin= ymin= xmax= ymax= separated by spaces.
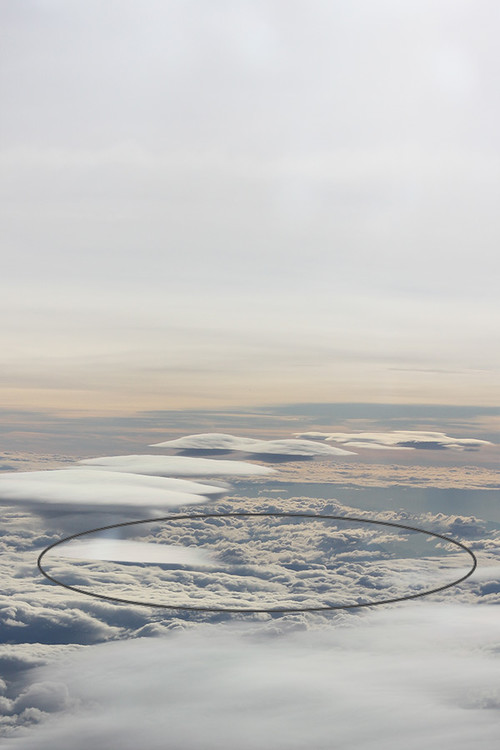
xmin=150 ymin=433 xmax=356 ymax=456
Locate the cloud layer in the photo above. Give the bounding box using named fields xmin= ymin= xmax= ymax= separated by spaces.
xmin=0 ymin=469 xmax=226 ymax=511
xmin=296 ymin=430 xmax=493 ymax=451
xmin=3 ymin=605 xmax=500 ymax=750
xmin=38 ymin=507 xmax=479 ymax=611
xmin=79 ymin=455 xmax=275 ymax=477
xmin=55 ymin=538 xmax=220 ymax=568
xmin=1 ymin=421 xmax=498 ymax=750
xmin=151 ymin=433 xmax=356 ymax=456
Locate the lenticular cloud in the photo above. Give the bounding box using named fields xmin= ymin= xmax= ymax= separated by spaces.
xmin=151 ymin=433 xmax=356 ymax=456
xmin=296 ymin=430 xmax=493 ymax=451
xmin=0 ymin=469 xmax=225 ymax=510
xmin=55 ymin=538 xmax=220 ymax=567
xmin=79 ymin=454 xmax=275 ymax=476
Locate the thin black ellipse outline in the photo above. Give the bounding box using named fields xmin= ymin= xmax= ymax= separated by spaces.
xmin=37 ymin=512 xmax=477 ymax=613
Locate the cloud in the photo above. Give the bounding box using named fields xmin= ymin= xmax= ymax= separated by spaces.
xmin=466 ymin=565 xmax=500 ymax=582
xmin=0 ymin=469 xmax=226 ymax=511
xmin=12 ymin=682 xmax=71 ymax=715
xmin=267 ymin=459 xmax=500 ymax=490
xmin=79 ymin=455 xmax=275 ymax=477
xmin=0 ymin=597 xmax=120 ymax=646
xmin=36 ymin=506 xmax=479 ymax=612
xmin=151 ymin=433 xmax=356 ymax=457
xmin=0 ymin=483 xmax=497 ymax=673
xmin=295 ymin=430 xmax=493 ymax=451
xmin=335 ymin=440 xmax=413 ymax=451
xmin=55 ymin=539 xmax=220 ymax=568
xmin=2 ymin=605 xmax=500 ymax=749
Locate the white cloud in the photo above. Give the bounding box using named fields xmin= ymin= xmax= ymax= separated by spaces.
xmin=36 ymin=507 xmax=479 ymax=612
xmin=335 ymin=440 xmax=413 ymax=451
xmin=296 ymin=430 xmax=493 ymax=451
xmin=0 ymin=469 xmax=226 ymax=511
xmin=3 ymin=605 xmax=500 ymax=749
xmin=55 ymin=539 xmax=220 ymax=568
xmin=12 ymin=682 xmax=71 ymax=715
xmin=151 ymin=433 xmax=356 ymax=456
xmin=0 ymin=597 xmax=120 ymax=646
xmin=79 ymin=455 xmax=275 ymax=477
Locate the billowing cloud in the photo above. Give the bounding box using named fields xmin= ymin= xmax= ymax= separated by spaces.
xmin=2 ymin=605 xmax=500 ymax=749
xmin=0 ymin=469 xmax=226 ymax=511
xmin=37 ymin=506 xmax=479 ymax=611
xmin=296 ymin=430 xmax=493 ymax=451
xmin=79 ymin=455 xmax=275 ymax=477
xmin=151 ymin=433 xmax=356 ymax=457
xmin=0 ymin=597 xmax=120 ymax=646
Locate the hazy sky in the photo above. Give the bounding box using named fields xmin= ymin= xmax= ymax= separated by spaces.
xmin=2 ymin=0 xmax=499 ymax=411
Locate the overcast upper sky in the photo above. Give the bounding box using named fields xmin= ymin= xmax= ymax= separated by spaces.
xmin=2 ymin=0 xmax=499 ymax=412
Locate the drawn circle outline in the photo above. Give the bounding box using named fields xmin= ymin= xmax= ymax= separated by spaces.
xmin=37 ymin=512 xmax=477 ymax=613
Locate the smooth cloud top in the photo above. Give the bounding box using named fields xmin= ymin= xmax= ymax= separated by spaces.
xmin=55 ymin=539 xmax=219 ymax=568
xmin=79 ymin=455 xmax=275 ymax=477
xmin=3 ymin=606 xmax=500 ymax=750
xmin=151 ymin=433 xmax=356 ymax=456
xmin=0 ymin=469 xmax=226 ymax=510
xmin=295 ymin=430 xmax=493 ymax=451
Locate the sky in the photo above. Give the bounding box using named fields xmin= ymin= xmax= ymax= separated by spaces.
xmin=1 ymin=0 xmax=500 ymax=412
xmin=1 ymin=3 xmax=500 ymax=747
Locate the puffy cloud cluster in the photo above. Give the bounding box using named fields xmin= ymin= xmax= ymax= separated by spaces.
xmin=2 ymin=413 xmax=498 ymax=748
xmin=79 ymin=454 xmax=275 ymax=476
xmin=0 ymin=448 xmax=281 ymax=642
xmin=0 ymin=596 xmax=121 ymax=646
xmin=39 ymin=506 xmax=479 ymax=611
xmin=0 ymin=486 xmax=499 ymax=745
xmin=0 ymin=509 xmax=188 ymax=649
xmin=151 ymin=433 xmax=356 ymax=457
xmin=1 ymin=444 xmax=496 ymax=617
xmin=0 ymin=641 xmax=84 ymax=735
xmin=1 ymin=492 xmax=496 ymax=652
xmin=2 ymin=605 xmax=500 ymax=750
xmin=295 ymin=430 xmax=493 ymax=451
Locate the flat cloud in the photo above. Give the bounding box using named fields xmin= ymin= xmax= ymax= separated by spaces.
xmin=296 ymin=430 xmax=493 ymax=451
xmin=79 ymin=455 xmax=275 ymax=477
xmin=3 ymin=605 xmax=500 ymax=750
xmin=151 ymin=433 xmax=356 ymax=456
xmin=0 ymin=469 xmax=226 ymax=510
xmin=55 ymin=539 xmax=220 ymax=568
